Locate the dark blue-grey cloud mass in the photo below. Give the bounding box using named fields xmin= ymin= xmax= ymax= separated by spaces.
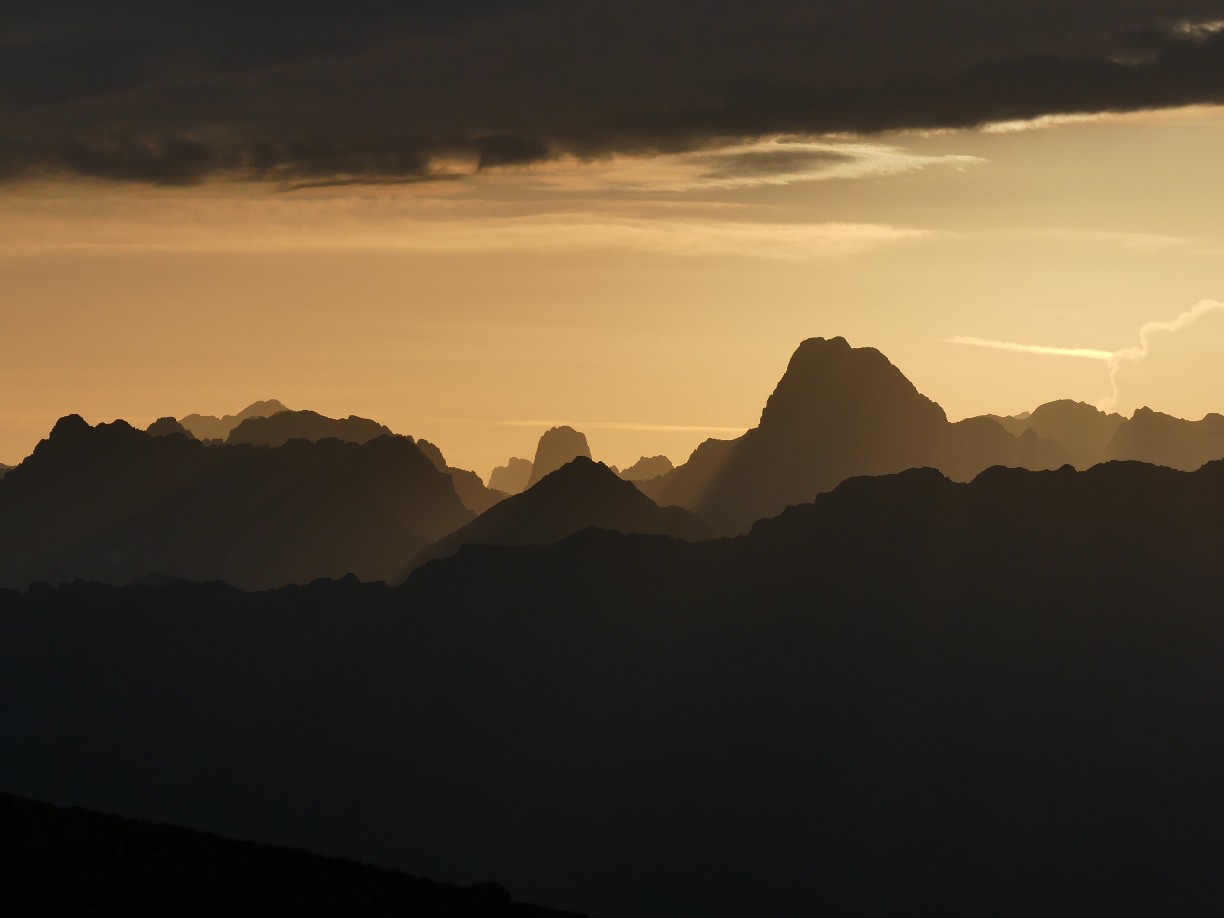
xmin=2 ymin=1 xmax=1223 ymax=184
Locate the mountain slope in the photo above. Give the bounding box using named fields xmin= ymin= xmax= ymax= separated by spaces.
xmin=991 ymin=399 xmax=1124 ymax=467
xmin=641 ymin=336 xmax=1072 ymax=534
xmin=527 ymin=427 xmax=592 ymax=487
xmin=226 ymin=409 xmax=393 ymax=447
xmin=0 ymin=416 xmax=472 ymax=589
xmin=0 ymin=792 xmax=585 ymax=917
xmin=180 ymin=399 xmax=288 ymax=441
xmin=5 ymin=461 xmax=1224 ymax=915
xmin=642 ymin=337 xmax=948 ymax=533
xmin=409 ymin=456 xmax=711 ymax=572
xmin=1104 ymin=406 xmax=1224 ymax=470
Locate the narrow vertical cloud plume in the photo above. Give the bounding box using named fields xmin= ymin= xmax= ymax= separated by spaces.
xmin=947 ymin=298 xmax=1224 ymax=412
xmin=1100 ymin=299 xmax=1224 ymax=411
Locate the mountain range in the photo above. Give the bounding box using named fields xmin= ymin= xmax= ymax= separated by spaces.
xmin=179 ymin=399 xmax=289 ymax=442
xmin=407 ymin=457 xmax=711 ymax=575
xmin=5 ymin=458 xmax=1224 ymax=915
xmin=0 ymin=416 xmax=472 ymax=589
xmin=6 ymin=336 xmax=1224 ymax=590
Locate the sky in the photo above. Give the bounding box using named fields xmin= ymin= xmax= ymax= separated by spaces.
xmin=4 ymin=2 xmax=1224 ymax=475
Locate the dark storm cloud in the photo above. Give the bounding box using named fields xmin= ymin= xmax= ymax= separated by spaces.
xmin=3 ymin=1 xmax=1224 ymax=185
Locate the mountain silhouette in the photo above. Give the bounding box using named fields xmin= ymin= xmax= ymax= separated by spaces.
xmin=226 ymin=409 xmax=393 ymax=447
xmin=146 ymin=416 xmax=196 ymax=439
xmin=641 ymin=337 xmax=949 ymax=533
xmin=0 ymin=464 xmax=11 ymax=479
xmin=0 ymin=792 xmax=584 ymax=917
xmin=180 ymin=399 xmax=288 ymax=441
xmin=7 ymin=460 xmax=1224 ymax=915
xmin=221 ymin=415 xmax=503 ymax=514
xmin=617 ymin=455 xmax=673 ymax=481
xmin=409 ymin=456 xmax=711 ymax=573
xmin=1104 ymin=406 xmax=1224 ymax=470
xmin=640 ymin=337 xmax=1078 ymax=534
xmin=526 ymin=426 xmax=592 ymax=487
xmin=983 ymin=399 xmax=1125 ymax=468
xmin=416 ymin=438 xmax=507 ymax=515
xmin=489 ymin=457 xmax=532 ymax=495
xmin=936 ymin=415 xmax=1067 ymax=481
xmin=0 ymin=416 xmax=472 ymax=589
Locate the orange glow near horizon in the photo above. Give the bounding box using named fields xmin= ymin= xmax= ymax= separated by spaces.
xmin=4 ymin=108 xmax=1224 ymax=476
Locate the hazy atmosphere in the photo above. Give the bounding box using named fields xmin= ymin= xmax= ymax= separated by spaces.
xmin=7 ymin=5 xmax=1224 ymax=916
xmin=5 ymin=3 xmax=1224 ymax=473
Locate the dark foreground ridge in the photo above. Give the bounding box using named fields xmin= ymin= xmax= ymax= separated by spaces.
xmin=0 ymin=792 xmax=584 ymax=917
xmin=6 ymin=460 xmax=1224 ymax=915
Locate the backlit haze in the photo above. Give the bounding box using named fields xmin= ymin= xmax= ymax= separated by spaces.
xmin=4 ymin=4 xmax=1224 ymax=476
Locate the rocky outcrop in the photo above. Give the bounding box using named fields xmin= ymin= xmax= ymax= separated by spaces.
xmin=0 ymin=416 xmax=472 ymax=589
xmin=489 ymin=457 xmax=532 ymax=495
xmin=617 ymin=455 xmax=674 ymax=481
xmin=180 ymin=399 xmax=288 ymax=441
xmin=527 ymin=427 xmax=592 ymax=488
xmin=409 ymin=456 xmax=711 ymax=574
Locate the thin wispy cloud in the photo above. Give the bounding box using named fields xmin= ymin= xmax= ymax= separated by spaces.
xmin=511 ymin=139 xmax=981 ymax=193
xmin=944 ymin=336 xmax=1114 ymax=361
xmin=947 ymin=298 xmax=1224 ymax=411
xmin=1102 ymin=298 xmax=1224 ymax=410
xmin=0 ymin=192 xmax=935 ymax=261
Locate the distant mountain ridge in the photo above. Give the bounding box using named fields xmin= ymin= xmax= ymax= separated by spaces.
xmin=409 ymin=456 xmax=711 ymax=575
xmin=616 ymin=455 xmax=673 ymax=481
xmin=639 ymin=336 xmax=1224 ymax=534
xmin=226 ymin=409 xmax=393 ymax=447
xmin=180 ymin=399 xmax=289 ymax=441
xmin=640 ymin=337 xmax=1066 ymax=534
xmin=0 ymin=416 xmax=472 ymax=590
xmin=527 ymin=427 xmax=592 ymax=488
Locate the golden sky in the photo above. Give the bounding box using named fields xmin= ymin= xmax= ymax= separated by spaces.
xmin=4 ymin=105 xmax=1224 ymax=475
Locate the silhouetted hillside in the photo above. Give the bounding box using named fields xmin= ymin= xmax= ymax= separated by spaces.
xmin=417 ymin=438 xmax=506 ymax=515
xmin=642 ymin=337 xmax=947 ymax=533
xmin=617 ymin=455 xmax=673 ymax=481
xmin=0 ymin=464 xmax=11 ymax=479
xmin=0 ymin=416 xmax=472 ymax=589
xmin=1104 ymin=406 xmax=1224 ymax=470
xmin=0 ymin=792 xmax=584 ymax=917
xmin=180 ymin=399 xmax=288 ymax=441
xmin=641 ymin=337 xmax=1078 ymax=534
xmin=409 ymin=456 xmax=711 ymax=573
xmin=937 ymin=416 xmax=1066 ymax=481
xmin=146 ymin=417 xmax=196 ymax=439
xmin=227 ymin=409 xmax=393 ymax=447
xmin=527 ymin=427 xmax=591 ymax=487
xmin=987 ymin=399 xmax=1124 ymax=468
xmin=6 ymin=461 xmax=1224 ymax=914
xmin=489 ymin=457 xmax=532 ymax=495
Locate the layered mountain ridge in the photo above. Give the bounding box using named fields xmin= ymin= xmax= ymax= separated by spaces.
xmin=6 ymin=459 xmax=1224 ymax=914
xmin=6 ymin=335 xmax=1224 ymax=588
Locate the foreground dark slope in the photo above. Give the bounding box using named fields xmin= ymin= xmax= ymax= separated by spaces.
xmin=0 ymin=792 xmax=584 ymax=917
xmin=4 ymin=461 xmax=1224 ymax=915
xmin=0 ymin=417 xmax=472 ymax=589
